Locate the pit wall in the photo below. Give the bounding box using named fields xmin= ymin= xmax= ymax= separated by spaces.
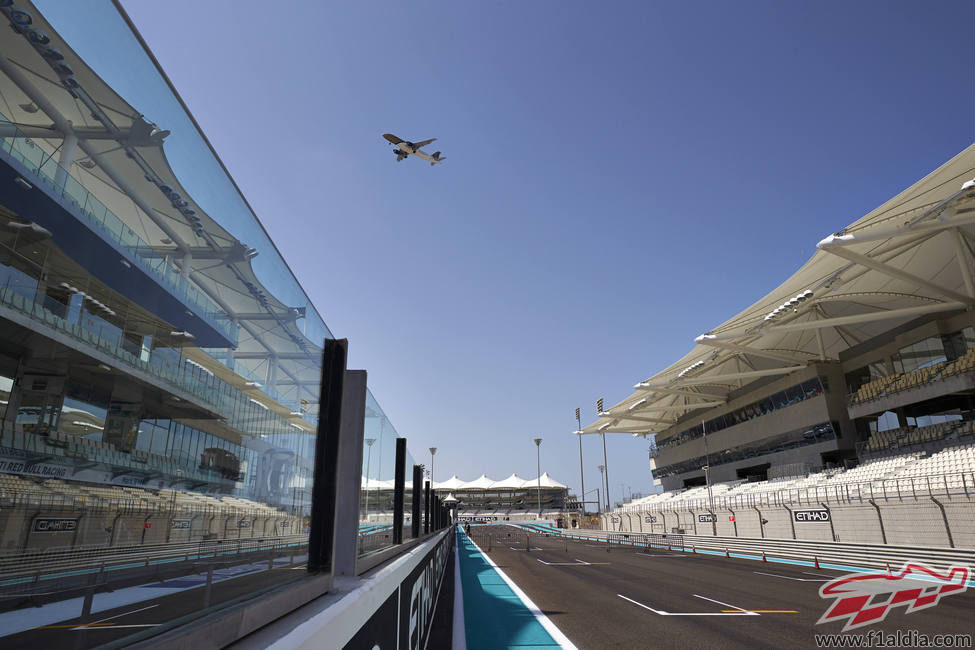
xmin=603 ymin=495 xmax=975 ymax=548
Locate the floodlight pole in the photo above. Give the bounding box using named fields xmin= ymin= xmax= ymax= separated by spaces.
xmin=601 ymin=433 xmax=610 ymax=510
xmin=597 ymin=465 xmax=605 ymax=513
xmin=575 ymin=409 xmax=585 ymax=515
xmin=364 ymin=438 xmax=376 ymax=519
xmin=429 ymin=447 xmax=437 ymax=485
xmin=703 ymin=419 xmax=716 ymax=535
xmin=534 ymin=438 xmax=542 ymax=517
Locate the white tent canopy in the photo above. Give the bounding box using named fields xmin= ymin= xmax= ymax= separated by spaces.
xmin=362 ymin=477 xmax=395 ymax=490
xmin=534 ymin=473 xmax=567 ymax=489
xmin=460 ymin=475 xmax=496 ymax=489
xmin=490 ymin=474 xmax=530 ymax=489
xmin=433 ymin=475 xmax=466 ymax=490
xmin=429 ymin=473 xmax=569 ymax=490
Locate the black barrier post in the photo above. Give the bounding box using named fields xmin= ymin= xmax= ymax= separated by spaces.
xmin=308 ymin=339 xmax=347 ymax=573
xmin=412 ymin=465 xmax=422 ymax=538
xmin=424 ymin=481 xmax=431 ymax=534
xmin=393 ymin=438 xmax=406 ymax=544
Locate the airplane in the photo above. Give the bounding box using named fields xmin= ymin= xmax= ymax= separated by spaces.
xmin=383 ymin=133 xmax=446 ymax=166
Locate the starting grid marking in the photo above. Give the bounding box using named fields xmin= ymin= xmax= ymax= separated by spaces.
xmin=753 ymin=570 xmax=828 ymax=582
xmin=618 ymin=593 xmax=797 ymax=617
xmin=536 ymin=558 xmax=610 ymax=566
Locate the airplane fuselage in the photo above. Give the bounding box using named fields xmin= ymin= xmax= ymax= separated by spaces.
xmin=384 ymin=133 xmax=445 ymax=165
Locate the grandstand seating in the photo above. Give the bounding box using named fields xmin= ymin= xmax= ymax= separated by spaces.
xmin=623 ymin=435 xmax=975 ymax=513
xmin=849 ymin=348 xmax=975 ymax=406
xmin=862 ymin=419 xmax=975 ymax=453
xmin=0 ymin=473 xmax=291 ymax=521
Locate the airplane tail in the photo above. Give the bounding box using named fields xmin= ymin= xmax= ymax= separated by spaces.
xmin=430 ymin=151 xmax=445 ymax=166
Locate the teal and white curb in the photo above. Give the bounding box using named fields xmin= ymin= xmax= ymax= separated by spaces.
xmin=457 ymin=528 xmax=576 ymax=649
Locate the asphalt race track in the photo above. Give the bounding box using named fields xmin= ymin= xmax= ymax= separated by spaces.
xmin=468 ymin=525 xmax=975 ymax=649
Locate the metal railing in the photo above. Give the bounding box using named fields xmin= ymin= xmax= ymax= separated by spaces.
xmin=0 ymin=534 xmax=308 ymax=582
xmin=0 ymin=115 xmax=236 ymax=344
xmin=848 ymin=355 xmax=975 ymax=408
xmin=619 ymin=468 xmax=975 ymax=514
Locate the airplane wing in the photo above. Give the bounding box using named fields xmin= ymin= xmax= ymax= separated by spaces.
xmin=396 ymin=151 xmax=408 ymax=162
xmin=413 ymin=138 xmax=436 ymax=149
xmin=383 ymin=133 xmax=404 ymax=145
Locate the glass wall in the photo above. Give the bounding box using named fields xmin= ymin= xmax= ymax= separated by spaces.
xmin=892 ymin=336 xmax=948 ymax=375
xmin=358 ymin=390 xmax=417 ymax=557
xmin=652 ymin=422 xmax=837 ymax=479
xmin=659 ymin=378 xmax=825 ymax=450
xmin=0 ymin=2 xmax=437 ymax=647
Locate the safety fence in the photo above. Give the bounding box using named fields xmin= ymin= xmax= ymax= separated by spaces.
xmin=619 ymin=469 xmax=975 ymax=512
xmin=0 ymin=534 xmax=308 ymax=584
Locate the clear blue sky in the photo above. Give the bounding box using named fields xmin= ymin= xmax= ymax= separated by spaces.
xmin=120 ymin=0 xmax=975 ymax=506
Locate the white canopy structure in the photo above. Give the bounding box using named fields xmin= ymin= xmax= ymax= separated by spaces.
xmin=361 ymin=477 xmax=395 ymax=490
xmin=460 ymin=475 xmax=496 ymax=489
xmin=490 ymin=474 xmax=530 ymax=489
xmin=583 ymin=145 xmax=975 ymax=443
xmin=433 ymin=475 xmax=466 ymax=490
xmin=534 ymin=472 xmax=567 ymax=489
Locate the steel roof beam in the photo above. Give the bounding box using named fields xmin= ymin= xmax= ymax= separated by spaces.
xmin=669 ymin=365 xmax=807 ymax=386
xmin=631 ymin=385 xmax=727 ymax=399
xmin=694 ymin=335 xmax=808 ymax=364
xmin=597 ymin=412 xmax=673 ymax=424
xmin=820 ymin=238 xmax=975 ymax=306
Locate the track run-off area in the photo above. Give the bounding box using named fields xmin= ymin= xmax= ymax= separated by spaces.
xmin=461 ymin=525 xmax=975 ymax=649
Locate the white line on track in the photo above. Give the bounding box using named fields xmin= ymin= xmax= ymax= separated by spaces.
xmin=617 ymin=594 xmax=757 ymax=616
xmin=693 ymin=594 xmax=755 ymax=614
xmin=88 ymin=604 xmax=159 ymax=625
xmin=633 ymin=553 xmax=687 ymax=558
xmin=753 ymin=571 xmax=827 ymax=582
xmin=72 ymin=624 xmax=161 ymax=630
xmin=536 ymin=558 xmax=589 ymax=566
xmin=802 ymin=571 xmax=836 ymax=578
xmin=509 ymin=546 xmax=544 ymax=551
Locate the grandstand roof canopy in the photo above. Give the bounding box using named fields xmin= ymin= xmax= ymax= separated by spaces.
xmin=583 ymin=144 xmax=975 ymax=442
xmin=433 ymin=475 xmax=466 ymax=490
xmin=491 ymin=473 xmax=530 ymax=489
xmin=461 ymin=475 xmax=497 ymax=489
xmin=432 ymin=474 xmax=569 ymax=490
xmin=362 ymin=477 xmax=395 ymax=490
xmin=536 ymin=473 xmax=567 ymax=489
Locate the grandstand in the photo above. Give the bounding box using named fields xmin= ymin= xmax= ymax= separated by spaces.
xmin=587 ymin=144 xmax=975 ymax=549
xmin=433 ymin=473 xmax=571 ymax=520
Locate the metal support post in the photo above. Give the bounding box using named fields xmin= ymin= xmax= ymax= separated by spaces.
xmin=412 ymin=465 xmax=422 ymax=538
xmin=393 ymin=438 xmax=406 ymax=544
